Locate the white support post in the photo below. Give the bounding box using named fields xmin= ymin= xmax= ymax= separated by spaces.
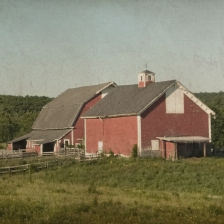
xmin=71 ymin=129 xmax=74 ymax=146
xmin=84 ymin=119 xmax=87 ymax=155
xmin=203 ymin=143 xmax=207 ymax=157
xmin=137 ymin=115 xmax=142 ymax=156
xmin=175 ymin=142 xmax=178 ymax=160
xmin=208 ymin=114 xmax=212 ymax=142
xmin=40 ymin=144 xmax=43 ymax=156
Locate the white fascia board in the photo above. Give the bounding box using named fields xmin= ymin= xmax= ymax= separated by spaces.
xmin=176 ymin=81 xmax=216 ymax=118
xmin=96 ymin=81 xmax=117 ymax=94
xmin=27 ymin=139 xmax=44 ymax=142
xmin=32 ymin=127 xmax=74 ymax=130
xmin=81 ymin=113 xmax=137 ymax=119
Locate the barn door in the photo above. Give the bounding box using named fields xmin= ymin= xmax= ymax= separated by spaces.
xmin=98 ymin=141 xmax=103 ymax=153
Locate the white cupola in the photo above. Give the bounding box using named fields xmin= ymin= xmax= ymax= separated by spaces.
xmin=138 ymin=70 xmax=155 ymax=88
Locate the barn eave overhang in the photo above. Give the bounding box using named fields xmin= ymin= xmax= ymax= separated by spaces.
xmin=81 ymin=113 xmax=137 ymax=119
xmin=157 ymin=136 xmax=211 ymax=143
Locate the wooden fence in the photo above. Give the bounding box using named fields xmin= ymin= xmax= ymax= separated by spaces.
xmin=0 ymin=162 xmax=48 ymax=175
xmin=0 ymin=149 xmax=38 ymax=159
xmin=0 ymin=148 xmax=85 ymax=159
xmin=0 ymin=153 xmax=101 ymax=175
xmin=42 ymin=147 xmax=85 ymax=157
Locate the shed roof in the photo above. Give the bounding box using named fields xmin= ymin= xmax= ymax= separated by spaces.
xmin=32 ymin=82 xmax=115 ymax=129
xmin=29 ymin=129 xmax=72 ymax=144
xmin=157 ymin=136 xmax=210 ymax=143
xmin=10 ymin=129 xmax=72 ymax=144
xmin=9 ymin=132 xmax=33 ymax=143
xmin=82 ymin=80 xmax=176 ymax=118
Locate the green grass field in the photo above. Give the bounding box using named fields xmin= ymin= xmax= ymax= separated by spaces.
xmin=1 ymin=156 xmax=224 ymax=223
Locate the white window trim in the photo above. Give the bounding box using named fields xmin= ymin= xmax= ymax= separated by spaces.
xmin=64 ymin=139 xmax=70 ymax=147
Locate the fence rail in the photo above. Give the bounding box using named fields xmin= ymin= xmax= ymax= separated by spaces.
xmin=0 ymin=151 xmax=102 ymax=175
xmin=0 ymin=148 xmax=85 ymax=159
xmin=0 ymin=162 xmax=48 ymax=174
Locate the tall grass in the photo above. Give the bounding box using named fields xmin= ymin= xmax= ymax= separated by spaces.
xmin=1 ymin=157 xmax=224 ymax=223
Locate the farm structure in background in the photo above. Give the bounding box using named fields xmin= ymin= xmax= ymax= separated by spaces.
xmin=7 ymin=82 xmax=116 ymax=154
xmin=82 ymin=70 xmax=216 ymax=159
xmin=8 ymin=70 xmax=216 ymax=159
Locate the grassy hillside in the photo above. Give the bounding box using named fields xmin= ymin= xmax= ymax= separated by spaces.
xmin=1 ymin=157 xmax=224 ymax=223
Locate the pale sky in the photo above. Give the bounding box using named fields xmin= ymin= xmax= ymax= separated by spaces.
xmin=0 ymin=0 xmax=224 ymax=97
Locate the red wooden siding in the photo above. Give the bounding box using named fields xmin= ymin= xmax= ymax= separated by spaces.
xmin=61 ymin=132 xmax=72 ymax=143
xmin=58 ymin=94 xmax=102 ymax=148
xmin=86 ymin=116 xmax=138 ymax=155
xmin=34 ymin=145 xmax=41 ymax=154
xmin=165 ymin=141 xmax=175 ymax=158
xmin=141 ymin=94 xmax=209 ymax=149
xmin=72 ymin=94 xmax=102 ymax=145
xmin=138 ymin=81 xmax=153 ymax=88
xmin=7 ymin=143 xmax=12 ymax=150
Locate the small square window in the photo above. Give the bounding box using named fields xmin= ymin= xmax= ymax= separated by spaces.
xmin=151 ymin=140 xmax=159 ymax=150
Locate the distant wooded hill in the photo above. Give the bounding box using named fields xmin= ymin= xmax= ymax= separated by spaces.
xmin=195 ymin=91 xmax=224 ymax=149
xmin=0 ymin=92 xmax=223 ymax=149
xmin=0 ymin=95 xmax=53 ymax=143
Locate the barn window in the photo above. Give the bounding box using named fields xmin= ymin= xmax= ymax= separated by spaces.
xmin=64 ymin=139 xmax=70 ymax=147
xmin=98 ymin=141 xmax=103 ymax=153
xmin=141 ymin=76 xmax=142 ymax=81
xmin=148 ymin=75 xmax=151 ymax=81
xmin=151 ymin=140 xmax=159 ymax=150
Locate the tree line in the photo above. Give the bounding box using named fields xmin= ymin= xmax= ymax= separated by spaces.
xmin=195 ymin=91 xmax=224 ymax=149
xmin=0 ymin=95 xmax=52 ymax=143
xmin=0 ymin=92 xmax=223 ymax=149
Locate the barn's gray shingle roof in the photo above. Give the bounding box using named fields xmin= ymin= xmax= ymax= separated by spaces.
xmin=9 ymin=129 xmax=72 ymax=144
xmin=32 ymin=82 xmax=115 ymax=129
xmin=82 ymin=80 xmax=176 ymax=118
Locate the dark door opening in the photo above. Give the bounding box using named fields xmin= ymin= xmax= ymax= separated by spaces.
xmin=13 ymin=140 xmax=27 ymax=150
xmin=177 ymin=142 xmax=204 ymax=158
xmin=43 ymin=143 xmax=54 ymax=152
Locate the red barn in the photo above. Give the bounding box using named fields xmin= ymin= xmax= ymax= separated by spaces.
xmin=82 ymin=70 xmax=216 ymax=159
xmin=8 ymin=82 xmax=116 ymax=154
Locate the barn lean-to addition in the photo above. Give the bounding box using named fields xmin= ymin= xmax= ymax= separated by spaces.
xmin=8 ymin=70 xmax=216 ymax=159
xmin=82 ymin=70 xmax=216 ymax=159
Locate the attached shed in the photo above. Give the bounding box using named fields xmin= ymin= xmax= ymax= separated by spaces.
xmin=157 ymin=136 xmax=212 ymax=160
